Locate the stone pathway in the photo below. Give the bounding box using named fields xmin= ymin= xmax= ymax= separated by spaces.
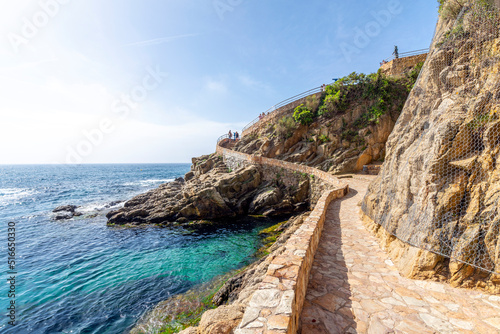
xmin=300 ymin=176 xmax=500 ymax=334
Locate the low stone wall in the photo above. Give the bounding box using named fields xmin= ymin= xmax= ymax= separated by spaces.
xmin=241 ymin=92 xmax=323 ymax=137
xmin=215 ymin=143 xmax=349 ymax=333
xmin=216 ymin=145 xmax=345 ymax=191
xmin=380 ymin=53 xmax=427 ymax=77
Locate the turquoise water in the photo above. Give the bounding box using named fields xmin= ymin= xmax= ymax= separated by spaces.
xmin=0 ymin=164 xmax=267 ymax=333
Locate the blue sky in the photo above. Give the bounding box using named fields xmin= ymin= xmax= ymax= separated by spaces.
xmin=0 ymin=0 xmax=439 ymax=164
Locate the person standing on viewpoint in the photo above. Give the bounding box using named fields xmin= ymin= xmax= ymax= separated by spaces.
xmin=228 ymin=130 xmax=232 ymax=140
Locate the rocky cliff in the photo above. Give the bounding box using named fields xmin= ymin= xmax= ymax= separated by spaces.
xmin=106 ymin=154 xmax=312 ymax=226
xmin=362 ymin=0 xmax=500 ymax=293
xmin=232 ymin=70 xmax=421 ymax=174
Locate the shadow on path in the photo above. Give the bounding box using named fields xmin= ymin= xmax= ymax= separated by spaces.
xmin=300 ymin=176 xmax=500 ymax=334
xmin=299 ymin=188 xmax=359 ymax=334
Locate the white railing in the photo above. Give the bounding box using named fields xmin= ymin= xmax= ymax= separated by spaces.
xmin=241 ymin=86 xmax=325 ymax=133
xmin=383 ymin=48 xmax=429 ymax=63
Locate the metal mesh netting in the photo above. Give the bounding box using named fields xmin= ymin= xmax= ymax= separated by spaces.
xmin=372 ymin=1 xmax=500 ymax=275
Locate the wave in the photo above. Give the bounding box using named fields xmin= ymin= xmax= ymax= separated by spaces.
xmin=77 ymin=201 xmax=125 ymax=214
xmin=122 ymin=179 xmax=174 ymax=187
xmin=0 ymin=188 xmax=38 ymax=205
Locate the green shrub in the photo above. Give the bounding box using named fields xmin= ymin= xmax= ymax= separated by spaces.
xmin=317 ymin=104 xmax=329 ymax=116
xmin=318 ymin=134 xmax=330 ymax=143
xmin=315 ymin=69 xmax=415 ymax=142
xmin=293 ymin=104 xmax=314 ymax=125
xmin=407 ymin=61 xmax=424 ymax=88
xmin=276 ymin=116 xmax=296 ymax=140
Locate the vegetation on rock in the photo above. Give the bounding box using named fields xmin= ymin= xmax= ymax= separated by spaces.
xmin=293 ymin=103 xmax=314 ymax=125
xmin=234 ymin=64 xmax=423 ymax=174
xmin=276 ymin=116 xmax=296 ymax=139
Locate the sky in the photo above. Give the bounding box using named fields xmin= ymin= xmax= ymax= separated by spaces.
xmin=0 ymin=0 xmax=439 ymax=164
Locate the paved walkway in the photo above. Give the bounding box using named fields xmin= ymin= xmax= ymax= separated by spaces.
xmin=300 ymin=176 xmax=500 ymax=334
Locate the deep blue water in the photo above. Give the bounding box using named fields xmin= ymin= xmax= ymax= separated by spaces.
xmin=0 ymin=164 xmax=267 ymax=334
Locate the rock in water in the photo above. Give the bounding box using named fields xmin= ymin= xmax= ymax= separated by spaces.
xmin=53 ymin=205 xmax=78 ymax=213
xmin=106 ymin=153 xmax=313 ymax=226
xmin=54 ymin=213 xmax=74 ymax=220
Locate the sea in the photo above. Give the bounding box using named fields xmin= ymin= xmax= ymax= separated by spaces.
xmin=0 ymin=164 xmax=269 ymax=334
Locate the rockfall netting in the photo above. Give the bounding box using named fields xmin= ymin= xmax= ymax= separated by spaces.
xmin=372 ymin=0 xmax=500 ymax=275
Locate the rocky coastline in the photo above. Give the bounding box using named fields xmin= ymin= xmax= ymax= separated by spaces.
xmin=106 ymin=153 xmax=314 ymax=227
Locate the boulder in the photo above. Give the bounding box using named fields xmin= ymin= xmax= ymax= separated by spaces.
xmin=54 ymin=213 xmax=74 ymax=220
xmin=184 ymin=171 xmax=195 ymax=181
xmin=249 ymin=187 xmax=282 ymax=214
xmin=106 ymin=155 xmax=305 ymax=226
xmin=53 ymin=205 xmax=78 ymax=213
xmin=197 ymin=304 xmax=245 ymax=334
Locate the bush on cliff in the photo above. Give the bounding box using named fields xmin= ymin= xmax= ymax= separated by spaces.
xmin=276 ymin=116 xmax=296 ymax=139
xmin=293 ymin=104 xmax=314 ymax=125
xmin=438 ymin=0 xmax=466 ymax=19
xmin=318 ymin=71 xmax=415 ymax=129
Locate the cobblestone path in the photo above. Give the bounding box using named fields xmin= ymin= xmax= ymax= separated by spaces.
xmin=300 ymin=176 xmax=500 ymax=334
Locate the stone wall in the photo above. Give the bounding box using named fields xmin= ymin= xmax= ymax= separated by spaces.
xmin=380 ymin=53 xmax=427 ymax=76
xmin=241 ymin=92 xmax=323 ymax=137
xmin=216 ymin=144 xmax=345 ymax=191
xmin=215 ymin=142 xmax=349 ymax=333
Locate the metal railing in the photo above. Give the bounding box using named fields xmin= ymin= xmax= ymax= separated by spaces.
xmin=383 ymin=48 xmax=429 ymax=63
xmin=241 ymin=86 xmax=325 ymax=133
xmin=217 ymin=134 xmax=230 ymax=144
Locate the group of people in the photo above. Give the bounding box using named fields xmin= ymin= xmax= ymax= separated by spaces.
xmin=258 ymin=112 xmax=269 ymax=120
xmin=228 ymin=130 xmax=239 ymax=141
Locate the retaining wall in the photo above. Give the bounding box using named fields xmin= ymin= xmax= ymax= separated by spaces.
xmin=216 ymin=142 xmax=349 ymax=333
xmin=380 ymin=53 xmax=427 ymax=77
xmin=241 ymin=92 xmax=323 ymax=137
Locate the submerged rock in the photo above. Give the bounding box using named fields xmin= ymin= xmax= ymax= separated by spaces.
xmin=52 ymin=205 xmax=83 ymax=220
xmin=54 ymin=213 xmax=74 ymax=220
xmin=53 ymin=205 xmax=78 ymax=213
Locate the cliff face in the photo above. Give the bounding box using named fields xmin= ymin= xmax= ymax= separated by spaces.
xmin=106 ymin=154 xmax=313 ymax=225
xmin=233 ymin=70 xmax=420 ymax=175
xmin=362 ymin=1 xmax=500 ymax=291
